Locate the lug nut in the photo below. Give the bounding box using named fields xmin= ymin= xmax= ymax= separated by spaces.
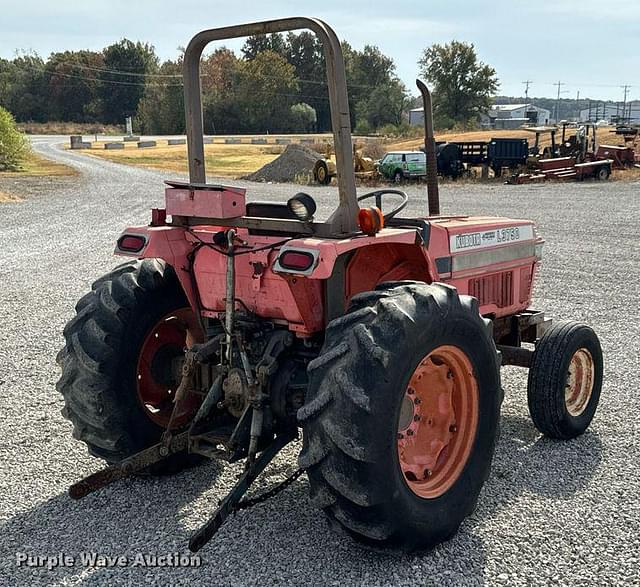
xmin=414 ymin=397 xmax=421 ymax=405
xmin=397 ymin=433 xmax=404 ymax=440
xmin=407 ymin=387 xmax=415 ymax=395
xmin=413 ymin=414 xmax=421 ymax=422
xmin=449 ymin=424 xmax=457 ymax=433
xmin=407 ymin=429 xmax=414 ymax=436
xmin=426 ymin=469 xmax=432 ymax=477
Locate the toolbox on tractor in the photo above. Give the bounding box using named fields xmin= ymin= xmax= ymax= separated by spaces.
xmin=58 ymin=17 xmax=603 ymax=552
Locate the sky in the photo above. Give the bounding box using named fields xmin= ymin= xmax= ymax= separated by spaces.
xmin=0 ymin=0 xmax=638 ymax=102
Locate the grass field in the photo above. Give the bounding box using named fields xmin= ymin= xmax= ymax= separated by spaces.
xmin=81 ymin=142 xmax=285 ymax=177
xmin=0 ymin=150 xmax=77 ymax=202
xmin=72 ymin=127 xmax=635 ymax=179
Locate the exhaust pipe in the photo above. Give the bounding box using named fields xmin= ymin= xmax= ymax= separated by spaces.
xmin=416 ymin=79 xmax=440 ymax=216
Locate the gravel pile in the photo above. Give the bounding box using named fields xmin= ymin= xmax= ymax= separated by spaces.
xmin=243 ymin=144 xmax=318 ymax=183
xmin=0 ymin=138 xmax=638 ymax=585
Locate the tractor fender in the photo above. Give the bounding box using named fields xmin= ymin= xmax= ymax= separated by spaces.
xmin=114 ymin=225 xmax=198 ymax=311
xmin=274 ymin=228 xmax=438 ymax=312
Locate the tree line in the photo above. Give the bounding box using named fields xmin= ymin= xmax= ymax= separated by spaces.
xmin=0 ymin=34 xmax=501 ymax=134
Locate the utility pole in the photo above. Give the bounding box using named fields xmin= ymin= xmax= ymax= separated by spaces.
xmin=522 ymin=80 xmax=532 ymax=102
xmin=553 ymin=80 xmax=566 ymax=124
xmin=576 ymin=90 xmax=580 ymax=122
xmin=621 ymin=84 xmax=630 ymax=123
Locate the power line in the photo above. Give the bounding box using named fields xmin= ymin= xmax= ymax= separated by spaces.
xmin=553 ymin=80 xmax=567 ymax=122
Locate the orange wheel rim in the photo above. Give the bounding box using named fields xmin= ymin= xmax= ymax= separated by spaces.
xmin=565 ymin=348 xmax=594 ymax=416
xmin=397 ymin=345 xmax=479 ymax=499
xmin=136 ymin=307 xmax=203 ymax=428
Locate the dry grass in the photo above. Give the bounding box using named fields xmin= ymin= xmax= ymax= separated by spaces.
xmin=386 ymin=126 xmax=629 ymax=151
xmin=0 ymin=151 xmax=77 ymax=202
xmin=81 ymin=142 xmax=281 ymax=178
xmin=0 ymin=190 xmax=21 ymax=202
xmin=71 ymin=129 xmax=638 ymax=181
xmin=18 ymin=121 xmax=123 ymax=135
xmin=0 ymin=151 xmax=78 ymax=178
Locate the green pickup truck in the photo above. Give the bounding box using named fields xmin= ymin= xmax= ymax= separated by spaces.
xmin=377 ymin=151 xmax=426 ymax=182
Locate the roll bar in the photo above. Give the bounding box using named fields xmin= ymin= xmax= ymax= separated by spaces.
xmin=183 ymin=17 xmax=358 ymax=234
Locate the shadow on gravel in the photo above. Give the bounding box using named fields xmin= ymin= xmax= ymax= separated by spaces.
xmin=477 ymin=413 xmax=603 ymax=518
xmin=1 ymin=416 xmax=602 ymax=585
xmin=0 ymin=461 xmax=223 ymax=585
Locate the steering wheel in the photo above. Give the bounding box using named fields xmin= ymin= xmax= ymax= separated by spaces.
xmin=357 ymin=189 xmax=409 ymax=221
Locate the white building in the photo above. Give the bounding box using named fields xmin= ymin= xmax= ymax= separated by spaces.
xmin=408 ymin=107 xmax=425 ymax=126
xmin=408 ymin=103 xmax=551 ymax=128
xmin=482 ymin=104 xmax=552 ymax=128
xmin=579 ymin=101 xmax=640 ymax=123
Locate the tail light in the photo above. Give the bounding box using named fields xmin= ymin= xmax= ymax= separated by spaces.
xmin=278 ymin=250 xmax=315 ymax=271
xmin=117 ymin=234 xmax=146 ymax=253
xmin=273 ymin=247 xmax=319 ymax=275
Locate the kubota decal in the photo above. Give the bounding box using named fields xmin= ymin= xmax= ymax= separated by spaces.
xmin=450 ymin=225 xmax=534 ymax=252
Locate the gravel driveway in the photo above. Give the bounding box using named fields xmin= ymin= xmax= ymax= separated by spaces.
xmin=0 ymin=137 xmax=638 ymax=586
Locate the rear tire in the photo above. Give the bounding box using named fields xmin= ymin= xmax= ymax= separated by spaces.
xmin=393 ymin=169 xmax=404 ymax=183
xmin=57 ymin=259 xmax=203 ymax=473
xmin=527 ymin=321 xmax=603 ymax=439
xmin=596 ymin=166 xmax=610 ymax=181
xmin=298 ymin=282 xmax=502 ymax=550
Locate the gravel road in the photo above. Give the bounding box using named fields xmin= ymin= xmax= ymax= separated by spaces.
xmin=1 ymin=137 xmax=638 ymax=586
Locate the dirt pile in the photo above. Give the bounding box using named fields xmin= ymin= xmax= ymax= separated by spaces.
xmin=244 ymin=144 xmax=318 ymax=183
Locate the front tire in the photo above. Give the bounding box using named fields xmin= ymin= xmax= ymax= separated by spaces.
xmin=298 ymin=282 xmax=502 ymax=549
xmin=57 ymin=259 xmax=203 ymax=472
xmin=527 ymin=321 xmax=603 ymax=439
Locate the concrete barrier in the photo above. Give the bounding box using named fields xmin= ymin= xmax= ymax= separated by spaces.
xmin=70 ymin=135 xmax=92 ymax=149
xmin=225 ymin=137 xmax=241 ymax=144
xmin=104 ymin=142 xmax=125 ymax=150
xmin=251 ymin=138 xmax=268 ymax=144
xmin=137 ymin=141 xmax=157 ymax=148
xmin=203 ymin=137 xmax=214 ymax=144
xmin=300 ymin=138 xmax=315 ymax=145
xmin=275 ymin=138 xmax=292 ymax=145
xmin=123 ymin=135 xmax=140 ymax=142
xmin=167 ymin=138 xmax=187 ymax=145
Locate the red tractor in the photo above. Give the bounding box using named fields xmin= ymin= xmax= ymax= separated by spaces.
xmin=58 ymin=18 xmax=603 ymax=552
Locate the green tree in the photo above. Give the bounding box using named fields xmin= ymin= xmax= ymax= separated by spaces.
xmin=0 ymin=106 xmax=29 ymax=170
xmin=342 ymin=43 xmax=407 ymax=131
xmin=236 ymin=51 xmax=298 ymax=132
xmin=99 ymin=40 xmax=158 ymax=124
xmin=290 ymin=102 xmax=317 ymax=131
xmin=201 ymin=48 xmax=243 ymax=134
xmin=45 ymin=50 xmax=104 ymax=122
xmin=418 ymin=41 xmax=499 ymax=128
xmin=2 ymin=54 xmax=48 ymax=122
xmin=285 ymin=32 xmax=329 ymax=131
xmin=241 ymin=33 xmax=287 ymax=60
xmin=137 ymin=59 xmax=184 ymax=134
